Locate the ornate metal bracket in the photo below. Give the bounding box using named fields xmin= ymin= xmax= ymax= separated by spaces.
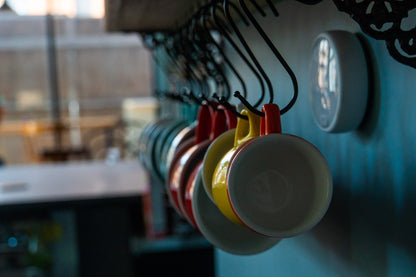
xmin=331 ymin=0 xmax=416 ymax=68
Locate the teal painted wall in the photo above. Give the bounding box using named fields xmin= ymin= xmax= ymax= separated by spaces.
xmin=216 ymin=0 xmax=416 ymax=276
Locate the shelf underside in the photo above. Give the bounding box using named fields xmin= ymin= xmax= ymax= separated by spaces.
xmin=105 ymin=0 xmax=210 ymax=32
xmin=104 ymin=0 xmax=274 ymax=33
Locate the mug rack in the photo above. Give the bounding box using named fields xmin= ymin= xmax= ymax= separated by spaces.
xmin=105 ymin=0 xmax=416 ymax=68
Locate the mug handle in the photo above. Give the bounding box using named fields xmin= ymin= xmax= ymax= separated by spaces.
xmin=218 ymin=105 xmax=237 ymax=129
xmin=195 ymin=104 xmax=213 ymax=144
xmin=234 ymin=108 xmax=260 ymax=147
xmin=210 ymin=105 xmax=238 ymax=141
xmin=260 ymin=103 xmax=282 ymax=135
xmin=210 ymin=110 xmax=228 ymax=141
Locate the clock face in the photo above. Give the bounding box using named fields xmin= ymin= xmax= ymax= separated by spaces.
xmin=309 ymin=31 xmax=368 ymax=133
xmin=310 ymin=37 xmax=340 ymax=129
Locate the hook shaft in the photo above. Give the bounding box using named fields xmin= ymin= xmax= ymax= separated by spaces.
xmin=201 ymin=6 xmax=247 ymax=99
xmin=239 ymin=0 xmax=299 ymax=115
xmin=213 ymin=94 xmax=248 ymax=120
xmin=224 ymin=0 xmax=270 ymax=111
xmin=211 ymin=3 xmax=265 ymax=106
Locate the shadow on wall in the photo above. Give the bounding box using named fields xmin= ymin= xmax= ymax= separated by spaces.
xmin=356 ymin=34 xmax=381 ymax=140
xmin=307 ymin=34 xmax=416 ymax=277
xmin=311 ymin=167 xmax=416 ymax=276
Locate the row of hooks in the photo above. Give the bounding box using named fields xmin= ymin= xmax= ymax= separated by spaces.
xmin=142 ymin=0 xmax=302 ymax=119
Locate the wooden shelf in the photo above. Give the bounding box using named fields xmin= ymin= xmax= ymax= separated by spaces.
xmin=104 ymin=0 xmax=274 ymax=33
xmin=105 ymin=0 xmax=210 ymax=33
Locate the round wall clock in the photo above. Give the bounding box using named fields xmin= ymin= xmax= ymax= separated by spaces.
xmin=309 ymin=30 xmax=369 ymax=133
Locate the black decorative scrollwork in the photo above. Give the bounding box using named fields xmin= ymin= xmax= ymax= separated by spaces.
xmin=332 ymin=0 xmax=416 ymax=68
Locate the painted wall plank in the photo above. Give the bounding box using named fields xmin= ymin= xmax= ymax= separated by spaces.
xmin=216 ymin=0 xmax=416 ymax=276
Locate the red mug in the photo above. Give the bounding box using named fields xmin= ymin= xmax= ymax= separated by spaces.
xmin=166 ymin=103 xmax=213 ymax=219
xmin=183 ymin=106 xmax=237 ymax=226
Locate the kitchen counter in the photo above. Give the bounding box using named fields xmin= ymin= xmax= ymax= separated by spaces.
xmin=0 ymin=160 xmax=149 ymax=208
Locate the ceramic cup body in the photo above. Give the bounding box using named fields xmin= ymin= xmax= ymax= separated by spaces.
xmin=153 ymin=120 xmax=187 ymax=180
xmin=166 ymin=137 xmax=195 ymax=215
xmin=164 ymin=124 xmax=196 ymax=174
xmin=167 ymin=104 xmax=213 ymax=219
xmin=192 ymin=167 xmax=280 ymax=255
xmin=225 ymin=104 xmax=333 ymax=237
xmin=159 ymin=122 xmax=193 ymax=177
xmin=212 ymin=109 xmax=260 ymax=225
xmin=176 ymin=140 xmax=210 ymax=223
xmin=139 ymin=119 xmax=171 ymax=170
xmin=138 ymin=123 xmax=154 ymax=169
xmin=175 ymin=106 xmax=237 ymax=225
xmin=202 ymin=129 xmax=235 ymax=203
xmin=227 ymin=134 xmax=333 ymax=237
xmin=184 ymin=162 xmax=203 ymax=227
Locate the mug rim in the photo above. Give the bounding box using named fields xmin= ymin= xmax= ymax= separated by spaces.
xmin=166 ymin=137 xmax=196 ymax=216
xmin=226 ymin=133 xmax=333 ymax=238
xmin=150 ymin=120 xmax=185 ymax=175
xmin=192 ymin=167 xmax=280 ymax=255
xmin=140 ymin=119 xmax=171 ymax=169
xmin=202 ymin=129 xmax=236 ymax=203
xmin=154 ymin=121 xmax=188 ymax=179
xmin=165 ymin=124 xmax=196 ymax=171
xmin=184 ymin=162 xmax=204 ymax=227
xmin=177 ymin=140 xmax=211 ymax=221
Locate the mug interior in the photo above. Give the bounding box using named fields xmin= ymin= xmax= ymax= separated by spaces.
xmin=228 ymin=134 xmax=333 ymax=238
xmin=192 ymin=168 xmax=280 ymax=255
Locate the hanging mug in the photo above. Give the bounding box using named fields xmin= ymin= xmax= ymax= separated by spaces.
xmin=202 ymin=106 xmax=238 ymax=203
xmin=213 ymin=104 xmax=333 ymax=238
xmin=192 ymin=165 xmax=280 ymax=255
xmin=183 ymin=106 xmax=237 ymax=226
xmin=166 ymin=103 xmax=213 ymax=220
xmin=212 ymin=108 xmax=260 ymax=224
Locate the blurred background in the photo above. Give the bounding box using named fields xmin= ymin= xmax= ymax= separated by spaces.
xmin=0 ymin=1 xmax=213 ymax=276
xmin=0 ymin=0 xmax=154 ymax=164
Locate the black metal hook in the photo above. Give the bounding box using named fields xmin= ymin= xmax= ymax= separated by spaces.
xmin=174 ymin=28 xmax=211 ymax=96
xmin=148 ymin=32 xmax=210 ymax=104
xmin=187 ymin=13 xmax=231 ymax=99
xmin=200 ymin=93 xmax=219 ymax=111
xmin=211 ymin=3 xmax=265 ymax=107
xmin=153 ymin=35 xmax=196 ymax=96
xmin=212 ymin=93 xmax=248 ymax=120
xmin=182 ymin=88 xmax=204 ymax=106
xmin=238 ymin=0 xmax=299 ymax=115
xmin=266 ymin=0 xmax=279 ymax=16
xmin=223 ymin=0 xmax=271 ymax=116
xmin=164 ymin=91 xmax=190 ymax=105
xmin=200 ymin=5 xmax=247 ymax=100
xmin=172 ymin=24 xmax=225 ymax=100
xmin=233 ymin=91 xmax=264 ymax=117
xmin=141 ymin=34 xmax=171 ymax=83
xmin=195 ymin=35 xmax=232 ymax=100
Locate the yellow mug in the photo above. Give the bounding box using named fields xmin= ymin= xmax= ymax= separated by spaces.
xmin=212 ymin=108 xmax=260 ymax=225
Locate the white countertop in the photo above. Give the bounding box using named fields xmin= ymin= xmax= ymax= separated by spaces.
xmin=0 ymin=160 xmax=150 ymax=206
